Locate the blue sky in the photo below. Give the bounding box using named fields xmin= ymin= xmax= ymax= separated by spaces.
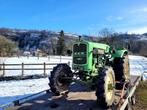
xmin=0 ymin=0 xmax=147 ymax=35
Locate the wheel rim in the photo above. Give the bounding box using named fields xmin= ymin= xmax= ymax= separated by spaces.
xmin=56 ymin=72 xmax=67 ymax=86
xmin=105 ymin=70 xmax=114 ymax=102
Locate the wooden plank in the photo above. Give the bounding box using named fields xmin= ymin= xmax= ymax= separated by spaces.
xmin=119 ymin=75 xmax=140 ymax=110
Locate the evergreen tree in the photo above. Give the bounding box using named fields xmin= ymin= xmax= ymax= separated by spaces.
xmin=56 ymin=30 xmax=66 ymax=55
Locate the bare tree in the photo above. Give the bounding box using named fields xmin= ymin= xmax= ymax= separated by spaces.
xmin=99 ymin=28 xmax=114 ymax=44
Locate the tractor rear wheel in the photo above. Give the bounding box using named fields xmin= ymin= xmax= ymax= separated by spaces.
xmin=96 ymin=67 xmax=115 ymax=108
xmin=49 ymin=64 xmax=73 ymax=95
xmin=123 ymin=55 xmax=130 ymax=81
xmin=113 ymin=55 xmax=130 ymax=89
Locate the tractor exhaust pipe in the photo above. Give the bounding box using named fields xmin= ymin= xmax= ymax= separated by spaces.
xmin=79 ymin=36 xmax=81 ymax=41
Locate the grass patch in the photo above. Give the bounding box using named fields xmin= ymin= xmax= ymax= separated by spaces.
xmin=135 ymin=80 xmax=147 ymax=109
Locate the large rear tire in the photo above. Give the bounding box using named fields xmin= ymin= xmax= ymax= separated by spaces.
xmin=96 ymin=67 xmax=115 ymax=108
xmin=49 ymin=64 xmax=73 ymax=95
xmin=113 ymin=55 xmax=130 ymax=89
xmin=123 ymin=55 xmax=130 ymax=81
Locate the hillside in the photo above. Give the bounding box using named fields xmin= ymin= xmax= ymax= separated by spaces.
xmin=0 ymin=28 xmax=147 ymax=56
xmin=0 ymin=28 xmax=80 ymax=55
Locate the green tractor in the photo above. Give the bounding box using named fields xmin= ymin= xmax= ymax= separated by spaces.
xmin=49 ymin=36 xmax=130 ymax=107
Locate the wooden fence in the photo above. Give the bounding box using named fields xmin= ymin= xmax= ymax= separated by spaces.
xmin=0 ymin=62 xmax=70 ymax=77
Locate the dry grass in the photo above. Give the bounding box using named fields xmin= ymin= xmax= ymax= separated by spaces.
xmin=135 ymin=81 xmax=147 ymax=109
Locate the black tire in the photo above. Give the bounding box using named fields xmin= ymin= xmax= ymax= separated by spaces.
xmin=131 ymin=95 xmax=136 ymax=105
xmin=96 ymin=67 xmax=115 ymax=108
xmin=125 ymin=104 xmax=132 ymax=110
xmin=49 ymin=64 xmax=73 ymax=95
xmin=125 ymin=100 xmax=133 ymax=110
xmin=113 ymin=55 xmax=130 ymax=89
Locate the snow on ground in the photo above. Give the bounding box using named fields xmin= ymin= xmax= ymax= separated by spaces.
xmin=0 ymin=78 xmax=49 ymax=107
xmin=0 ymin=56 xmax=72 ymax=76
xmin=129 ymin=55 xmax=147 ymax=80
xmin=0 ymin=55 xmax=147 ymax=109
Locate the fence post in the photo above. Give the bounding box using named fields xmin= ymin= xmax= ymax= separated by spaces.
xmin=3 ymin=63 xmax=5 ymax=76
xmin=48 ymin=55 xmax=50 ymax=61
xmin=22 ymin=63 xmax=24 ymax=76
xmin=37 ymin=54 xmax=39 ymax=60
xmin=67 ymin=61 xmax=70 ymax=66
xmin=43 ymin=62 xmax=46 ymax=76
xmin=60 ymin=55 xmax=61 ymax=62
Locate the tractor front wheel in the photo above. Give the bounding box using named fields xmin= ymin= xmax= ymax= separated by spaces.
xmin=96 ymin=67 xmax=115 ymax=108
xmin=49 ymin=64 xmax=73 ymax=95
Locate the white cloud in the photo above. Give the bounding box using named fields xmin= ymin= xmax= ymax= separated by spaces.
xmin=142 ymin=7 xmax=147 ymax=12
xmin=131 ymin=7 xmax=147 ymax=13
xmin=116 ymin=16 xmax=124 ymax=20
xmin=106 ymin=16 xmax=124 ymax=21
xmin=128 ymin=27 xmax=147 ymax=34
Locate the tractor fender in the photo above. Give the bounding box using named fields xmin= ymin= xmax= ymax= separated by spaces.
xmin=112 ymin=49 xmax=128 ymax=58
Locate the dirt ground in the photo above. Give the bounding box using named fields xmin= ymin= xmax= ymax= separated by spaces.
xmin=6 ymin=84 xmax=104 ymax=110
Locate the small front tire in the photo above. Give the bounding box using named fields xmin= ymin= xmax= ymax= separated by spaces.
xmin=49 ymin=64 xmax=73 ymax=95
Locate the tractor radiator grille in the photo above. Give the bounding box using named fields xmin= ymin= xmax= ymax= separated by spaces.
xmin=73 ymin=44 xmax=87 ymax=64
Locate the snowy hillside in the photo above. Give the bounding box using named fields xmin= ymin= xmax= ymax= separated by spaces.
xmin=0 ymin=55 xmax=147 ymax=109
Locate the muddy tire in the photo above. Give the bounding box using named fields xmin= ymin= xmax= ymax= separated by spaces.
xmin=113 ymin=55 xmax=130 ymax=89
xmin=96 ymin=67 xmax=115 ymax=108
xmin=49 ymin=64 xmax=73 ymax=95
